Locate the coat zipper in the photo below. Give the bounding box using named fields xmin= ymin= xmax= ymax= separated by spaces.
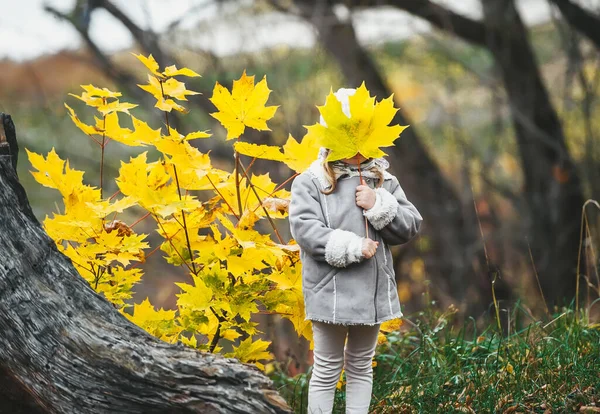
xmin=365 ymin=177 xmax=378 ymax=324
xmin=373 ymin=254 xmax=379 ymax=323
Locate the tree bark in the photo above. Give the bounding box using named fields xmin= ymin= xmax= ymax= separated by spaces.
xmin=286 ymin=0 xmax=490 ymax=314
xmin=0 ymin=113 xmax=291 ymax=413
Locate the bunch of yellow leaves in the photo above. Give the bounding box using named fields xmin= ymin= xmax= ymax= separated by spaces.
xmin=304 ymin=82 xmax=409 ymax=161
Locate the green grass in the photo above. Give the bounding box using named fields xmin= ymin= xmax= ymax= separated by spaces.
xmin=270 ymin=302 xmax=600 ymax=413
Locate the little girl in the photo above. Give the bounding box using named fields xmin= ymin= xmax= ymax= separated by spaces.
xmin=288 ymin=88 xmax=423 ymax=414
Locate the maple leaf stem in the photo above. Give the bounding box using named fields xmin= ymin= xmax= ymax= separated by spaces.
xmin=171 ymin=172 xmax=197 ymax=276
xmin=236 ymin=158 xmax=284 ymax=245
xmin=108 ymin=190 xmax=121 ymax=201
xmin=88 ymin=135 xmax=102 ymax=146
xmin=357 ymin=160 xmax=369 ymax=239
xmin=245 ymin=157 xmax=257 ymax=174
xmin=234 ymin=150 xmax=243 ymax=217
xmin=159 ymin=78 xmax=198 ymax=277
xmin=132 ymin=243 xmax=163 ymax=268
xmin=273 ymin=173 xmax=299 ymax=194
xmin=131 ymin=212 xmax=151 ymax=228
xmin=153 ymin=212 xmax=195 ymax=278
xmin=206 ymin=175 xmax=240 ymax=220
xmin=251 ymin=173 xmax=298 ymax=214
xmin=100 ymin=111 xmax=106 ymax=201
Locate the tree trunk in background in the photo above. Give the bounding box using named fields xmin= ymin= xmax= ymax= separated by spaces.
xmin=0 ymin=113 xmax=290 ymax=414
xmin=292 ymin=2 xmax=491 ymax=315
xmin=481 ymin=0 xmax=584 ymax=304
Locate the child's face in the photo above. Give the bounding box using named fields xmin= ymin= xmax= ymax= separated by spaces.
xmin=340 ymin=153 xmax=368 ymax=164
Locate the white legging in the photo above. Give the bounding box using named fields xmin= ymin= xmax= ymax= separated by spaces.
xmin=307 ymin=321 xmax=381 ymax=414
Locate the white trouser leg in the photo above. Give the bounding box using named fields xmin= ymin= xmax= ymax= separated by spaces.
xmin=344 ymin=323 xmax=381 ymax=414
xmin=307 ymin=321 xmax=347 ymax=414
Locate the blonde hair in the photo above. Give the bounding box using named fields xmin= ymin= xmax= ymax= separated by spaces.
xmin=321 ymin=160 xmax=384 ymax=195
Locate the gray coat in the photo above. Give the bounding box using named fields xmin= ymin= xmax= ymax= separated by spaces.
xmin=288 ymin=160 xmax=423 ymax=326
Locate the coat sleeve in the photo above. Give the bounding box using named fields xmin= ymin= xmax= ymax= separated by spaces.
xmin=363 ymin=176 xmax=423 ymax=246
xmin=289 ymin=173 xmax=365 ymax=268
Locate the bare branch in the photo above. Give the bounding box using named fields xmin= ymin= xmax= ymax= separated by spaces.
xmin=549 ymin=0 xmax=600 ymax=51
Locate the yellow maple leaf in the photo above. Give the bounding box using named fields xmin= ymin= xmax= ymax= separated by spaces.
xmin=95 ymin=100 xmax=137 ymax=116
xmin=95 ymin=112 xmax=133 ymax=142
xmin=69 ymin=88 xmax=137 ymax=115
xmin=225 ymin=337 xmax=273 ymax=370
xmin=304 ymin=82 xmax=409 ymax=161
xmin=138 ymin=75 xmax=200 ymax=102
xmin=133 ymin=54 xmax=201 ymax=79
xmin=380 ymin=317 xmax=404 ymax=333
xmin=164 ymin=65 xmax=201 ymax=78
xmin=233 ymin=141 xmax=287 ymax=162
xmin=216 ymin=172 xmax=290 ymax=218
xmin=80 ymin=84 xmax=121 ymax=98
xmin=281 ymin=133 xmax=320 ymax=173
xmin=233 ymin=134 xmax=319 ymax=174
xmin=26 ymin=148 xmax=99 ymax=206
xmin=119 ymin=115 xmax=162 ymax=147
xmin=125 ymin=298 xmax=180 ymax=341
xmin=116 ymin=152 xmax=201 ymax=216
xmin=65 ymin=104 xmax=100 ymax=136
xmin=179 ymin=333 xmax=198 ymax=348
xmin=209 ymin=71 xmax=278 ymax=139
xmin=95 ymin=267 xmax=144 ymax=306
xmin=175 ymin=273 xmax=214 ymax=313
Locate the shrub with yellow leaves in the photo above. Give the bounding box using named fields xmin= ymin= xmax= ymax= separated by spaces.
xmin=26 ymin=54 xmax=404 ymax=371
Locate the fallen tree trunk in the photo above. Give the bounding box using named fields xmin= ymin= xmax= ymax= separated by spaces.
xmin=0 ymin=112 xmax=291 ymax=413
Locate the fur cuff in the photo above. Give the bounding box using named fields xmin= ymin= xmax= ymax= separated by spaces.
xmin=363 ymin=188 xmax=398 ymax=230
xmin=325 ymin=229 xmax=364 ymax=268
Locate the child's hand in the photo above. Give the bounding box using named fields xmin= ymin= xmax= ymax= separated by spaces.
xmin=356 ymin=179 xmax=376 ymax=210
xmin=361 ymin=238 xmax=379 ymax=259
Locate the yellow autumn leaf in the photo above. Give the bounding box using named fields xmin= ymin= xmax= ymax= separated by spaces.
xmin=380 ymin=317 xmax=404 ymax=333
xmin=26 ymin=148 xmax=96 ymax=204
xmin=133 ymin=53 xmax=164 ymax=79
xmin=216 ymin=172 xmax=290 ymax=218
xmin=179 ymin=333 xmax=198 ymax=348
xmin=95 ymin=267 xmax=144 ymax=306
xmin=233 ymin=141 xmax=286 ymax=162
xmin=95 ymin=100 xmax=138 ymax=116
xmin=157 ymin=97 xmax=189 ymax=113
xmin=137 ymin=74 xmax=198 ymax=113
xmin=70 ymin=89 xmax=137 ymax=115
xmin=120 ymin=115 xmax=162 ymax=147
xmin=116 ymin=152 xmax=201 ymax=216
xmin=221 ymin=329 xmax=242 ymax=342
xmin=210 ymin=71 xmax=279 ymax=139
xmin=281 ymin=133 xmax=320 ymax=173
xmin=139 ymin=75 xmax=199 ymax=102
xmin=95 ymin=112 xmax=133 ymax=142
xmin=175 ymin=273 xmax=214 ymax=313
xmin=164 ymin=65 xmax=201 ymax=78
xmin=163 ymin=126 xmax=211 ymax=143
xmin=133 ymin=54 xmax=201 ymax=79
xmin=125 ymin=298 xmax=180 ymax=340
xmin=225 ymin=337 xmax=273 ymax=369
xmin=65 ymin=104 xmax=100 ymax=136
xmin=80 ymin=84 xmax=121 ymax=98
xmin=304 ymin=82 xmax=408 ymax=161
xmin=229 ymin=295 xmax=259 ymax=322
